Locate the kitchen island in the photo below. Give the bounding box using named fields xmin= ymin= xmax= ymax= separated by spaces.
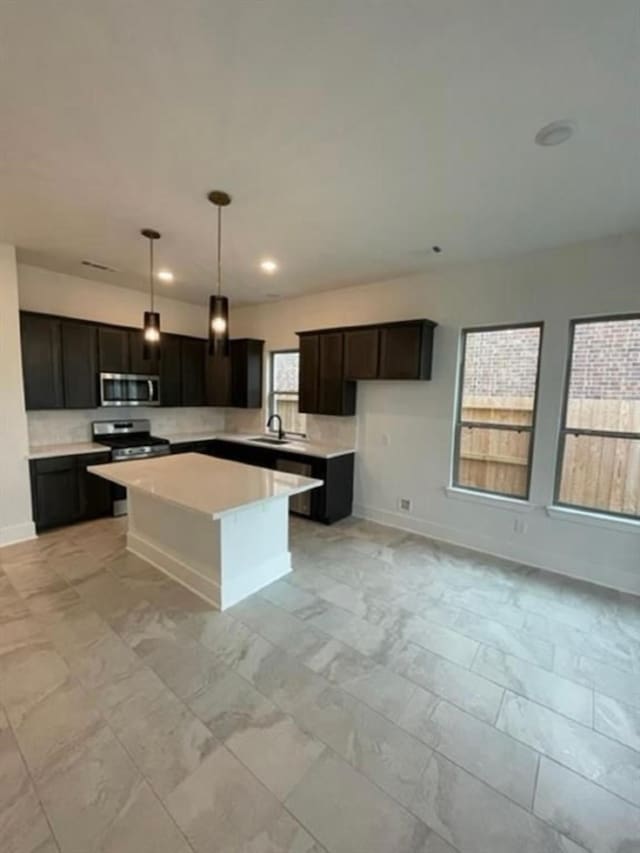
xmin=88 ymin=453 xmax=322 ymax=609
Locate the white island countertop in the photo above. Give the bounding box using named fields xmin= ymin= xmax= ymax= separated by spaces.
xmin=88 ymin=452 xmax=322 ymax=519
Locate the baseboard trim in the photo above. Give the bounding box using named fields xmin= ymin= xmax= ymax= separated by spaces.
xmin=352 ymin=503 xmax=640 ymax=597
xmin=0 ymin=521 xmax=36 ymax=548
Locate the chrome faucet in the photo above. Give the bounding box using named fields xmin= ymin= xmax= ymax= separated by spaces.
xmin=266 ymin=413 xmax=285 ymax=440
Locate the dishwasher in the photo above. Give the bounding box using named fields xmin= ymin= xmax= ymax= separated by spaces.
xmin=276 ymin=458 xmax=313 ymax=517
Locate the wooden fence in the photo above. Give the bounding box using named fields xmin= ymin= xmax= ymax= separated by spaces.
xmin=459 ymin=396 xmax=640 ymax=515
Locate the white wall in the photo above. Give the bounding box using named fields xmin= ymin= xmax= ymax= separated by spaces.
xmin=232 ymin=233 xmax=640 ymax=595
xmin=18 ymin=264 xmax=207 ymax=337
xmin=0 ymin=246 xmax=35 ymax=545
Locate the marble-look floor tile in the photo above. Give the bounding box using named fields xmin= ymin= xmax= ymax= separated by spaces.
xmin=594 ymin=693 xmax=640 ymax=753
xmin=259 ymin=578 xmax=320 ymax=612
xmin=141 ymin=635 xmax=226 ymax=700
xmin=12 ymin=677 xmax=104 ymax=780
xmin=226 ymin=709 xmax=325 ymax=800
xmin=231 ymin=595 xmax=330 ymax=658
xmin=534 ymin=757 xmax=640 ymax=853
xmin=415 ymin=700 xmax=539 ymax=808
xmin=87 ymin=665 xmax=171 ymax=735
xmin=0 ymin=711 xmax=59 ymax=853
xmin=97 ymin=780 xmax=191 ymax=853
xmin=165 ymin=743 xmax=282 ymax=853
xmin=396 ymin=685 xmax=441 ymax=744
xmin=446 ymin=609 xmax=554 ymax=669
xmin=473 ymin=645 xmax=594 ymax=725
xmin=440 ymin=587 xmax=526 ymax=630
xmin=554 ymin=648 xmax=640 ymax=710
xmin=389 ymin=642 xmax=504 ymax=723
xmin=341 ymin=664 xmax=418 ymax=722
xmin=188 ymin=667 xmax=277 ymax=740
xmin=63 ymin=626 xmax=140 ymax=690
xmin=294 ymin=685 xmax=431 ymax=807
xmin=299 ymin=635 xmax=378 ymax=686
xmin=187 ymin=609 xmax=265 ymax=670
xmin=497 ymin=691 xmax=640 ymax=807
xmin=410 ymin=752 xmax=583 ymax=853
xmin=119 ymin=692 xmax=217 ymax=799
xmin=286 ymin=750 xmax=431 ymax=853
xmin=0 ymin=616 xmax=46 ymax=657
xmin=37 ymin=726 xmax=143 ymax=853
xmin=0 ymin=643 xmax=70 ymax=728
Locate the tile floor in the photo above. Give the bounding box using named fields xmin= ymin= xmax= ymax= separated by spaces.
xmin=0 ymin=514 xmax=639 ymax=853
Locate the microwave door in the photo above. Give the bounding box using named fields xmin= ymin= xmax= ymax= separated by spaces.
xmin=101 ymin=375 xmax=126 ymax=406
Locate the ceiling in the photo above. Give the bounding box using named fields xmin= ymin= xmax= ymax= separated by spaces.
xmin=0 ymin=1 xmax=638 ymax=305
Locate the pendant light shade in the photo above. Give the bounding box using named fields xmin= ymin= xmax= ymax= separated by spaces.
xmin=207 ymin=190 xmax=231 ymax=357
xmin=141 ymin=228 xmax=161 ymax=359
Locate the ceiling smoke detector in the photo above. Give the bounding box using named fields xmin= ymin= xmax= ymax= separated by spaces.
xmin=535 ymin=120 xmax=576 ymax=146
xmin=81 ymin=259 xmax=119 ymax=272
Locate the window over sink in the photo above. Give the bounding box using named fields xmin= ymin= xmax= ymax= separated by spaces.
xmin=268 ymin=350 xmax=306 ymax=437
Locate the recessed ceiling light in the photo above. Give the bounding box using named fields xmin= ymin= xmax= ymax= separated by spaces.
xmin=157 ymin=269 xmax=174 ymax=282
xmin=260 ymin=258 xmax=278 ymax=274
xmin=432 ymin=245 xmax=442 ymax=254
xmin=535 ymin=120 xmax=576 ymax=147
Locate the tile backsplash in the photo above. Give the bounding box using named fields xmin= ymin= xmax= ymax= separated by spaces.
xmin=225 ymin=408 xmax=357 ymax=448
xmin=27 ymin=407 xmax=225 ymax=446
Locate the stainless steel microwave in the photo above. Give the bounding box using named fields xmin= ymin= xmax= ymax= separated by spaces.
xmin=99 ymin=373 xmax=160 ymax=407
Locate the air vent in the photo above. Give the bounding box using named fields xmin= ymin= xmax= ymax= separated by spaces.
xmin=81 ymin=259 xmax=119 ymax=273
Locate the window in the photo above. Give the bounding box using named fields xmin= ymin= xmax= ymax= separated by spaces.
xmin=269 ymin=350 xmax=306 ymax=436
xmin=453 ymin=323 xmax=543 ymax=500
xmin=555 ymin=315 xmax=640 ymax=520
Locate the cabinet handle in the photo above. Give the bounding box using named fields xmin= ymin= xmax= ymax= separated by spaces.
xmin=147 ymin=379 xmax=154 ymax=401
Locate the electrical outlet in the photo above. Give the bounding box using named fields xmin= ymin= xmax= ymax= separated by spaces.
xmin=513 ymin=518 xmax=528 ymax=534
xmin=399 ymin=497 xmax=412 ymax=512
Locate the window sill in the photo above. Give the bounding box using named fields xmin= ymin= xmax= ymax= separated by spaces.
xmin=444 ymin=486 xmax=534 ymax=513
xmin=546 ymin=505 xmax=640 ymax=533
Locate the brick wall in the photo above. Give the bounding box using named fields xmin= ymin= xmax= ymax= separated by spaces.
xmin=569 ymin=318 xmax=640 ymax=400
xmin=463 ymin=327 xmax=540 ymax=398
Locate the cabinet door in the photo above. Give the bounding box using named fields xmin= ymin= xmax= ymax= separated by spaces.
xmin=298 ymin=335 xmax=320 ymax=414
xmin=181 ymin=337 xmax=206 ymax=406
xmin=129 ymin=329 xmax=159 ymax=375
xmin=379 ymin=323 xmax=423 ymax=379
xmin=20 ymin=314 xmax=64 ymax=410
xmin=318 ymin=332 xmax=346 ymax=414
xmin=77 ymin=453 xmax=112 ymax=520
xmin=230 ymin=339 xmax=263 ymax=408
xmin=98 ymin=327 xmax=130 ymax=374
xmin=159 ymin=333 xmax=182 ymax=407
xmin=61 ymin=322 xmax=98 ymax=408
xmin=31 ymin=457 xmax=80 ymax=531
xmin=344 ymin=328 xmax=379 ymax=379
xmin=206 ymin=354 xmax=231 ymax=407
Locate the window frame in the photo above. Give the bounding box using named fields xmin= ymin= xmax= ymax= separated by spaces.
xmin=553 ymin=312 xmax=640 ymax=521
xmin=268 ymin=348 xmax=306 ymax=438
xmin=452 ymin=321 xmax=544 ymax=502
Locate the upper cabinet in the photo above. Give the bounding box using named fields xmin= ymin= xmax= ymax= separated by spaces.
xmin=20 ymin=313 xmax=64 ymax=410
xmin=97 ymin=326 xmax=130 ymax=374
xmin=20 ymin=311 xmax=264 ymax=411
xmin=297 ymin=319 xmax=437 ymax=416
xmin=61 ymin=321 xmax=98 ymax=408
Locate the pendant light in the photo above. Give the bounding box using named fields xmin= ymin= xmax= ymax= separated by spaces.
xmin=207 ymin=190 xmax=231 ymax=357
xmin=141 ymin=228 xmax=161 ymax=358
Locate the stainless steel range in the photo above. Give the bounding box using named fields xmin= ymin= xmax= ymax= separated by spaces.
xmin=92 ymin=419 xmax=170 ymax=514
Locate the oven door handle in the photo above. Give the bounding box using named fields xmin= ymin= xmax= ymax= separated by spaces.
xmin=147 ymin=379 xmax=154 ymax=402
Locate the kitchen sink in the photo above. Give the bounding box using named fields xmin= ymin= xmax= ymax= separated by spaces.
xmin=249 ymin=436 xmax=290 ymax=446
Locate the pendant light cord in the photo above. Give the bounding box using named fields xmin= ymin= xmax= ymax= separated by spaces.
xmin=217 ymin=203 xmax=222 ymax=297
xmin=149 ymin=238 xmax=155 ymax=313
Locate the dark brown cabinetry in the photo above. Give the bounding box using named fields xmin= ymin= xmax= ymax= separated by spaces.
xmin=344 ymin=327 xmax=380 ymax=380
xmin=299 ymin=334 xmax=320 ymax=414
xmin=160 ymin=333 xmax=182 ymax=407
xmin=297 ymin=319 xmax=436 ymax=416
xmin=20 ymin=311 xmax=264 ymax=411
xmin=129 ymin=329 xmax=159 ymax=375
xmin=98 ymin=326 xmax=130 ymax=374
xmin=30 ymin=451 xmax=111 ymax=531
xmin=61 ymin=321 xmax=98 ymax=408
xmin=379 ymin=321 xmax=434 ymax=379
xmin=318 ymin=333 xmax=356 ymax=415
xmin=180 ymin=337 xmax=206 ymax=407
xmin=20 ymin=314 xmax=64 ymax=410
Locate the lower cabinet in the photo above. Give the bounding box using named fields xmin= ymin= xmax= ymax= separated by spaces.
xmin=209 ymin=440 xmax=354 ymax=524
xmin=30 ymin=452 xmax=112 ymax=532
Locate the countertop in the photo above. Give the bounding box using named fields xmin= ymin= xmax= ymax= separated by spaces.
xmin=28 ymin=432 xmax=355 ymax=461
xmin=210 ymin=432 xmax=355 ymax=460
xmin=88 ymin=453 xmax=323 ymax=519
xmin=28 ymin=442 xmax=109 ymax=460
